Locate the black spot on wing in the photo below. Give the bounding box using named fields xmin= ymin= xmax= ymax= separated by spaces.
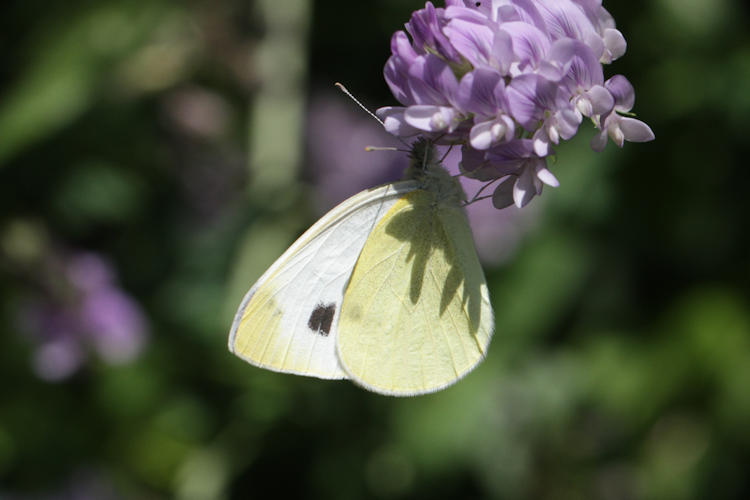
xmin=307 ymin=303 xmax=336 ymax=336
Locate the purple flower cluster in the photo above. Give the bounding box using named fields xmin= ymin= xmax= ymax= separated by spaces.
xmin=377 ymin=0 xmax=654 ymax=208
xmin=18 ymin=252 xmax=147 ymax=381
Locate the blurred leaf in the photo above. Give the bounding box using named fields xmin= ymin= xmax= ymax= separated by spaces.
xmin=668 ymin=288 xmax=750 ymax=383
xmin=175 ymin=447 xmax=230 ymax=500
xmin=365 ymin=444 xmax=415 ymax=497
xmin=0 ymin=219 xmax=48 ymax=265
xmin=123 ymin=425 xmax=193 ymax=489
xmin=95 ymin=360 xmax=167 ymax=419
xmin=247 ymin=0 xmax=310 ymax=194
xmin=153 ymin=396 xmax=213 ymax=444
xmin=490 ymin=229 xmax=592 ymax=358
xmin=639 ymin=413 xmax=710 ymax=500
xmin=157 ymin=278 xmax=226 ymax=338
xmin=548 ymin=129 xmax=617 ymax=221
xmin=391 ymin=381 xmax=495 ymax=471
xmin=0 ymin=425 xmax=14 ymax=475
xmin=0 ymin=1 xmax=178 ymax=165
xmin=656 ymin=0 xmax=732 ymax=38
xmin=53 ymin=160 xmax=146 ymax=227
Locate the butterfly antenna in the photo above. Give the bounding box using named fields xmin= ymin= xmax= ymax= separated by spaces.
xmin=365 ymin=145 xmax=404 ymax=152
xmin=335 ymin=83 xmax=384 ymax=126
xmin=335 ymin=82 xmax=412 ymax=151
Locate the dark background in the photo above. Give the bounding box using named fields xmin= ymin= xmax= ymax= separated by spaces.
xmin=1 ymin=0 xmax=749 ymax=498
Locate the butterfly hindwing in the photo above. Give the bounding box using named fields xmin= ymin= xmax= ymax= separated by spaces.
xmin=337 ymin=189 xmax=494 ymax=395
xmin=229 ymin=181 xmax=418 ymax=379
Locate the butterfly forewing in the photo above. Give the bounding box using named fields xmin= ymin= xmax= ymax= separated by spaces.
xmin=229 ymin=181 xmax=418 ymax=379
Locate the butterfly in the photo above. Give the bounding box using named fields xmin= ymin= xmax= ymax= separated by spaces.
xmin=228 ymin=140 xmax=494 ymax=396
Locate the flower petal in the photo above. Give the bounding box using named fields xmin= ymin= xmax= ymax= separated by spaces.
xmin=500 ymin=21 xmax=551 ymax=69
xmin=602 ymin=28 xmax=626 ymax=62
xmin=535 ymin=165 xmax=559 ymax=187
xmin=444 ymin=17 xmax=496 ymax=68
xmin=503 ymin=0 xmax=548 ymax=31
xmin=460 ymin=145 xmax=490 ymax=179
xmin=486 ymin=138 xmax=536 ymax=166
xmin=404 ymin=105 xmax=457 ymax=132
xmin=590 ymin=129 xmax=608 ymax=151
xmin=491 ymin=29 xmax=516 ymax=74
xmin=492 ymin=176 xmax=517 ymax=209
xmin=557 ymin=107 xmax=582 ymax=140
xmin=532 ymin=128 xmax=551 ymax=156
xmin=470 ymin=120 xmax=496 ymax=150
xmin=605 ymin=74 xmax=635 ymax=111
xmin=507 ymin=74 xmax=558 ymax=128
xmin=513 ymin=166 xmax=537 ymax=208
xmin=406 ymin=2 xmax=462 ymax=62
xmin=457 ymin=68 xmax=504 ymax=116
xmin=392 ymin=30 xmax=418 ymax=65
xmin=587 ymin=84 xmax=614 ymax=116
xmin=408 ymin=54 xmax=460 ymax=106
xmin=376 ymin=106 xmax=422 ymax=137
xmin=619 ymin=117 xmax=655 ymax=143
xmin=535 ymin=0 xmax=597 ymax=43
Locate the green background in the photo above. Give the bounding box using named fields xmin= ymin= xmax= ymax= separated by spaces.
xmin=1 ymin=0 xmax=749 ymax=498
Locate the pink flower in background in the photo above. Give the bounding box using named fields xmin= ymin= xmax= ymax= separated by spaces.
xmin=306 ymin=91 xmax=535 ymax=265
xmin=18 ymin=252 xmax=148 ymax=381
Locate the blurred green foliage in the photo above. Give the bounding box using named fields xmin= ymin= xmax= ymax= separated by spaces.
xmin=1 ymin=0 xmax=749 ymax=498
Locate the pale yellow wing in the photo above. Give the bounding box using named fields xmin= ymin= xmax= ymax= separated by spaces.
xmin=337 ymin=190 xmax=494 ymax=396
xmin=229 ymin=181 xmax=418 ymax=380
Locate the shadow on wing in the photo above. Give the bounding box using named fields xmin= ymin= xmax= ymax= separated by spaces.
xmin=382 ymin=194 xmax=486 ymax=336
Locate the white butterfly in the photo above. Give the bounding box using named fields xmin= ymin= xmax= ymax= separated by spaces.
xmin=229 ymin=142 xmax=494 ymax=396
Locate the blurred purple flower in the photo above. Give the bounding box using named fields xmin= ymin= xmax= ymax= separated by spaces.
xmin=81 ymin=287 xmax=147 ymax=364
xmin=306 ymin=91 xmax=534 ymax=264
xmin=18 ymin=252 xmax=148 ymax=381
xmin=32 ymin=337 xmax=84 ymax=382
xmin=377 ymin=1 xmax=654 ymax=209
xmin=306 ymin=93 xmax=408 ymax=211
xmin=67 ymin=252 xmax=114 ymax=292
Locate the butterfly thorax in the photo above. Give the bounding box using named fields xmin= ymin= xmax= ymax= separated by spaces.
xmin=402 ymin=139 xmax=466 ymax=208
